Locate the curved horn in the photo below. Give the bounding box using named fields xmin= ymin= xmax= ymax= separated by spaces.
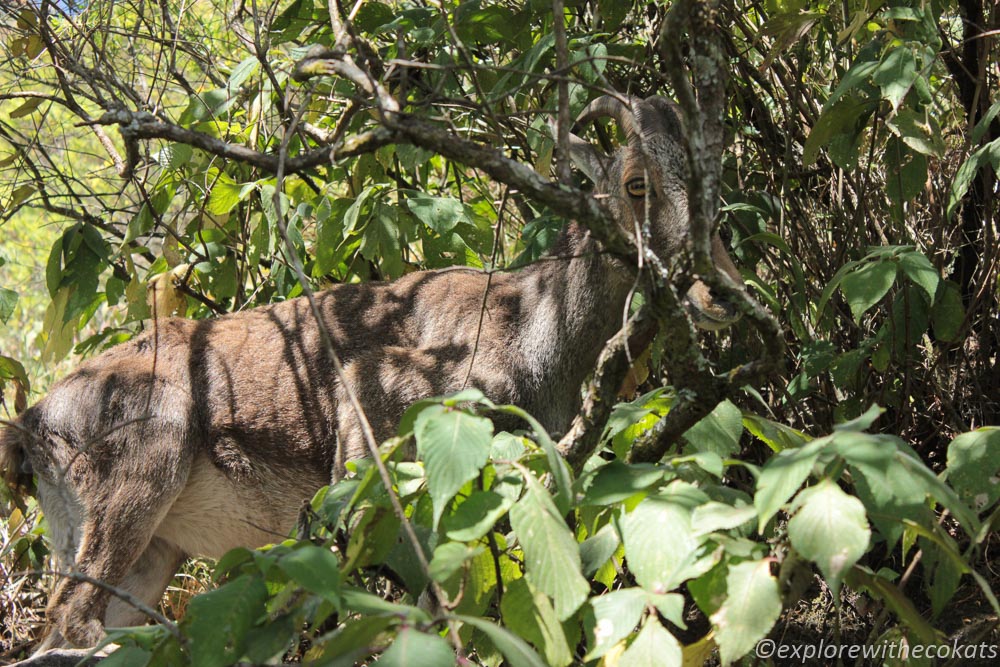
xmin=574 ymin=95 xmax=639 ymax=143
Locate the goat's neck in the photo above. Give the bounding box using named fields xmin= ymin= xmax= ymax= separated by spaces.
xmin=515 ymin=222 xmax=634 ymax=423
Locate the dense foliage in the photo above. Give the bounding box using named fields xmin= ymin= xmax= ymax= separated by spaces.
xmin=0 ymin=0 xmax=997 ymax=665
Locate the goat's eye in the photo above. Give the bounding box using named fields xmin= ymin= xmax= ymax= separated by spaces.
xmin=625 ymin=177 xmax=647 ymax=198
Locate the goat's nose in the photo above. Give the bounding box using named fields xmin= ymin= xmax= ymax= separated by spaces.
xmin=708 ymin=285 xmax=730 ymax=303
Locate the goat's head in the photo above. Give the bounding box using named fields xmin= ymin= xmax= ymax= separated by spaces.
xmin=567 ymin=95 xmax=743 ymax=330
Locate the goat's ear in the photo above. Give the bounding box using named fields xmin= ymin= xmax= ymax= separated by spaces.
xmin=565 ymin=133 xmax=610 ymax=184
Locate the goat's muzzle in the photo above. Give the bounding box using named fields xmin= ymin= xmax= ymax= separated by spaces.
xmin=685 ymin=280 xmax=743 ymax=331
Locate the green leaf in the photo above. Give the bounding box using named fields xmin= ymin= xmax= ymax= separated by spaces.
xmin=579 ymin=522 xmax=620 ymax=577
xmin=9 ymin=97 xmax=44 ymax=118
xmin=183 ymin=575 xmax=268 ymax=667
xmin=453 ymin=615 xmax=548 ymax=667
xmin=153 ymin=143 xmax=194 ymax=169
xmin=947 ymin=139 xmax=1000 ymax=220
xmin=500 ymin=578 xmax=573 ymax=667
xmin=443 ymin=491 xmax=512 ymax=542
xmin=931 ymin=280 xmax=965 ymax=342
xmin=691 ymin=502 xmax=757 ymax=536
xmin=378 ymin=627 xmax=456 ymax=667
xmin=754 ymin=437 xmax=828 ymax=531
xmin=509 ymin=474 xmax=589 ymax=620
xmin=428 ymin=542 xmax=484 ymax=583
xmin=96 ymin=646 xmax=153 ymax=667
xmin=742 ymin=413 xmax=809 ymax=452
xmin=885 ymin=139 xmax=927 ymax=208
xmin=618 ymin=615 xmax=682 ymax=667
xmin=406 ymin=193 xmax=469 ymax=234
xmin=803 ymin=98 xmax=871 ymax=166
xmin=826 ymin=52 xmax=879 ymax=107
xmin=872 ymin=46 xmax=917 ymax=109
xmin=207 ymin=173 xmax=245 ymax=215
xmin=947 ymin=427 xmax=1000 ymax=511
xmin=886 ymin=108 xmax=944 ymax=156
xmin=788 ymin=480 xmax=871 ymax=594
xmin=834 ymin=432 xmax=929 ymax=547
xmin=620 ymin=496 xmax=700 ymax=594
xmin=898 ymin=250 xmax=938 ymax=304
xmin=415 ymin=404 xmax=493 ymax=529
xmin=243 ymin=615 xmax=295 ymax=664
xmin=360 ymin=202 xmax=404 ymax=278
xmin=585 ymin=588 xmax=645 ymax=660
xmin=840 ymin=260 xmax=897 ymax=321
xmin=709 ymin=559 xmax=782 ymax=666
xmin=834 ymin=403 xmax=883 ymax=432
xmin=580 ymin=461 xmax=663 ymax=506
xmin=0 ymin=287 xmax=17 ymax=324
xmin=315 ymin=615 xmax=396 ymax=664
xmin=683 ymin=399 xmax=743 ymax=458
xmin=277 ymin=544 xmax=341 ymax=598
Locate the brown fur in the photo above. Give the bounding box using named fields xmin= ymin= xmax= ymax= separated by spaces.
xmin=0 ymin=96 xmax=743 ymax=651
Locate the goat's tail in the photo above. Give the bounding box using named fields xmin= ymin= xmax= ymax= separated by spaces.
xmin=0 ymin=418 xmax=32 ymax=495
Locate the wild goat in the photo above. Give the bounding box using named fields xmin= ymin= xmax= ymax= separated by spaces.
xmin=0 ymin=95 xmax=742 ymax=651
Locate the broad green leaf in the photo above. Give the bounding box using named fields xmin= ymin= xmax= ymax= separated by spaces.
xmin=834 ymin=403 xmax=883 ymax=432
xmin=691 ymin=502 xmax=757 ymax=536
xmin=834 ymin=431 xmax=929 ymax=547
xmin=946 ymin=427 xmax=1000 ymax=511
xmin=788 ymin=480 xmax=871 ymax=594
xmin=359 ymin=202 xmax=403 ymax=278
xmin=9 ymin=97 xmax=43 ymax=118
xmin=585 ymin=588 xmax=645 ymax=660
xmin=153 ymin=143 xmax=193 ymax=169
xmin=754 ymin=436 xmax=828 ymax=531
xmin=227 ymin=56 xmax=259 ymax=91
xmin=443 ymin=491 xmax=512 ymax=542
xmin=580 ymin=461 xmax=663 ymax=506
xmin=0 ymin=287 xmax=17 ymax=324
xmin=341 ymin=587 xmax=430 ymax=622
xmin=415 ymin=404 xmax=493 ymax=529
xmin=97 ymin=646 xmax=152 ymax=667
xmin=840 ymin=260 xmax=897 ymax=321
xmin=207 ymin=173 xmax=243 ymax=215
xmin=947 ymin=139 xmax=1000 ymax=220
xmin=316 ymin=615 xmax=396 ymax=664
xmin=453 ymin=615 xmax=548 ymax=667
xmin=742 ymin=413 xmax=809 ymax=452
xmin=243 ymin=615 xmax=296 ymax=664
xmin=803 ymin=98 xmax=870 ymax=166
xmin=579 ymin=522 xmax=620 ymax=577
xmin=931 ymin=280 xmax=965 ymax=342
xmin=406 ymin=193 xmax=469 ymax=234
xmin=428 ymin=542 xmax=484 ymax=583
xmin=620 ymin=496 xmax=700 ymax=594
xmin=509 ymin=474 xmax=589 ymax=620
xmin=378 ymin=627 xmax=455 ymax=667
xmin=277 ymin=545 xmax=341 ymax=598
xmin=885 ymin=140 xmax=927 ymax=209
xmin=873 ymin=46 xmax=917 ymax=109
xmin=500 ymin=578 xmax=573 ymax=667
xmin=898 ymin=251 xmax=938 ymax=304
xmin=886 ymin=108 xmax=944 ymax=156
xmin=846 ymin=568 xmax=940 ymax=645
xmin=971 ymin=100 xmax=1000 ymax=144
xmin=826 ymin=48 xmax=879 ymax=107
xmin=183 ymin=575 xmax=268 ymax=667
xmin=709 ymin=559 xmax=782 ymax=666
xmin=618 ymin=615 xmax=682 ymax=667
xmin=683 ymin=399 xmax=743 ymax=458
